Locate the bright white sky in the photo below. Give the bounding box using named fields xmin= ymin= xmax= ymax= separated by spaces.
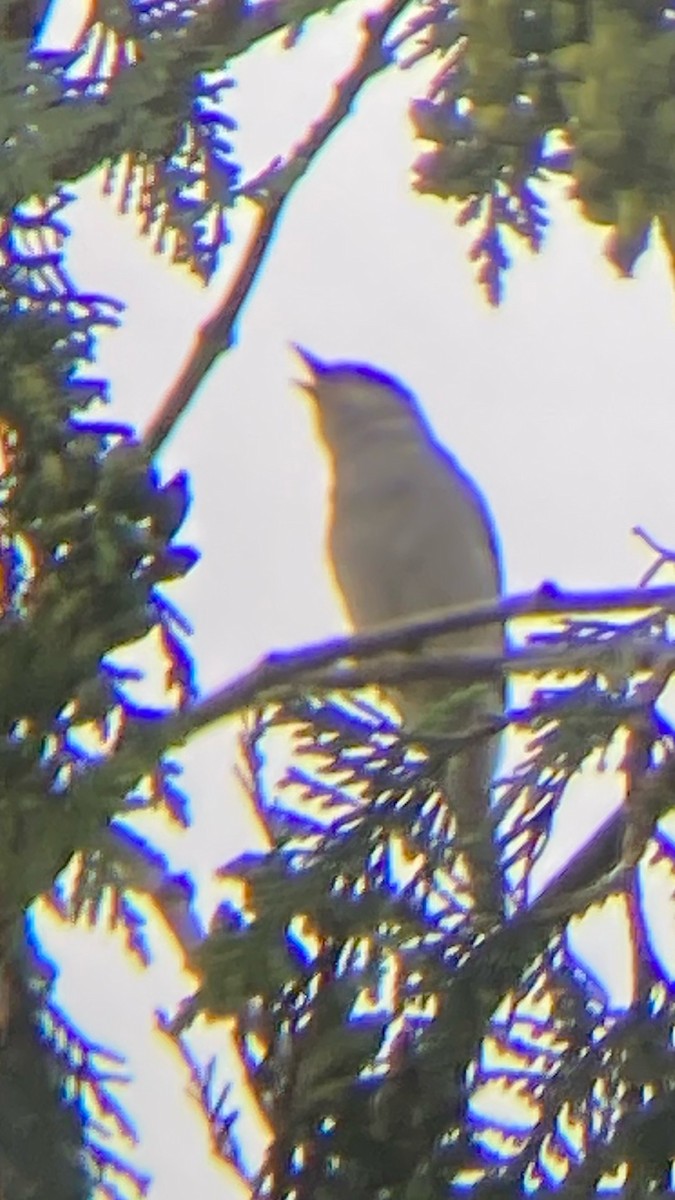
xmin=31 ymin=1 xmax=675 ymax=1197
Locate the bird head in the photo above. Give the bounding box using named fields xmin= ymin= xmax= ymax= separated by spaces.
xmin=291 ymin=344 xmax=427 ymax=456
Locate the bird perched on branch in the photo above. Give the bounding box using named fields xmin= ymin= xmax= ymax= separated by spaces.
xmin=293 ymin=345 xmax=504 ymax=910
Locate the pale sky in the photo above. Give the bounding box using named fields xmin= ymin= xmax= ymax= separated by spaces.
xmin=33 ymin=2 xmax=675 ymax=1197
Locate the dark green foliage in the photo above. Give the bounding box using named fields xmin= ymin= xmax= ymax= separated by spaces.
xmin=0 ymin=294 xmax=197 ymax=1195
xmin=36 ymin=984 xmax=152 ymax=1200
xmin=0 ymin=945 xmax=90 ymax=1200
xmin=0 ymin=0 xmax=51 ymax=42
xmin=0 ymin=0 xmax=244 ymax=279
xmin=0 ymin=306 xmax=197 ymax=906
xmin=179 ymin=603 xmax=675 ymax=1198
xmin=407 ymin=0 xmax=675 ymax=299
xmin=1 ymin=2 xmax=674 ymax=1198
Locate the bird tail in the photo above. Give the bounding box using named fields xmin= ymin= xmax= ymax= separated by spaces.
xmin=445 ymin=734 xmax=501 ymax=918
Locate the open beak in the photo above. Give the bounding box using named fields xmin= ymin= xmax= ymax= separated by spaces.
xmin=290 ymin=343 xmax=328 ymax=381
xmin=290 ymin=343 xmax=326 ymax=401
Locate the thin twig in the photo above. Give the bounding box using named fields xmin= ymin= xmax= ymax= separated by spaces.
xmin=143 ymin=195 xmax=284 ymax=454
xmin=633 ymin=524 xmax=675 ymax=586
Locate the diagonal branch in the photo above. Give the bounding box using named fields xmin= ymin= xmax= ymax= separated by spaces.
xmin=142 ymin=0 xmax=411 ymax=455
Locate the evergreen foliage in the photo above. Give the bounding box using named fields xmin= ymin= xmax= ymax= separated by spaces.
xmin=1 ymin=2 xmax=675 ymax=1199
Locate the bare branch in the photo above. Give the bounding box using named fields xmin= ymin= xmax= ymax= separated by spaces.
xmin=105 ymin=582 xmax=675 ymax=757
xmin=633 ymin=524 xmax=675 ymax=586
xmin=142 ymin=194 xmax=284 ymax=455
xmin=43 ymin=581 xmax=675 ymax=909
xmin=186 ymin=582 xmax=675 ymax=731
xmin=142 ymin=0 xmax=411 ymax=455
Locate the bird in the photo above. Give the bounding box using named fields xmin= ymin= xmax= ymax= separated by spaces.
xmin=293 ymin=345 xmax=504 ymax=911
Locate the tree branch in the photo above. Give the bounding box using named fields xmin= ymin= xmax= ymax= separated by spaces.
xmin=70 ymin=581 xmax=675 ymax=793
xmin=23 ymin=583 xmax=675 ymax=908
xmin=142 ymin=0 xmax=410 ymax=454
xmin=185 ymin=582 xmax=675 ymax=730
